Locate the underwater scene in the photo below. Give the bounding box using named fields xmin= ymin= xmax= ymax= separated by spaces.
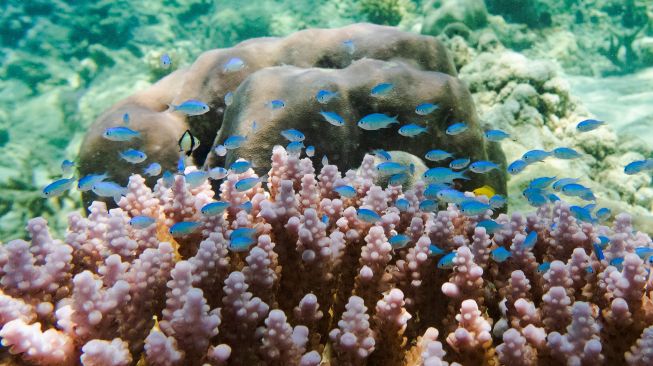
xmin=1 ymin=0 xmax=653 ymax=365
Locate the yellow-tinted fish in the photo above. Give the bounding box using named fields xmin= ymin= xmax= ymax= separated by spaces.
xmin=473 ymin=185 xmax=495 ymax=198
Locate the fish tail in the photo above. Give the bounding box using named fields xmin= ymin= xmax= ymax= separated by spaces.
xmin=260 ymin=174 xmax=269 ymax=183
xmin=166 ymin=103 xmax=176 ymax=112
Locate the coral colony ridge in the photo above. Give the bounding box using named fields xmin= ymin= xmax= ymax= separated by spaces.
xmin=1 ymin=24 xmax=653 ymax=366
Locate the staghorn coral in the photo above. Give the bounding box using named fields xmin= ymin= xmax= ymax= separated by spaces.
xmin=0 ymin=147 xmax=652 ymax=365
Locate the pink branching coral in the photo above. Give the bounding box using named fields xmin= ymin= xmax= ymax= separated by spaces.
xmin=1 ymin=147 xmax=652 ymax=365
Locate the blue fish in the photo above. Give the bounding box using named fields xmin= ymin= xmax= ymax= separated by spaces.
xmin=201 ymin=201 xmax=230 ymax=216
xmin=395 ymin=198 xmax=410 ymax=212
xmin=596 ymin=207 xmax=611 ymax=222
xmin=423 ymin=167 xmax=467 ymax=184
xmin=281 ymin=129 xmax=305 ymax=142
xmin=624 ymin=159 xmax=653 ymax=175
xmin=224 ymin=91 xmax=234 ymax=106
xmin=129 ymin=216 xmax=156 ymax=229
xmin=570 ymin=205 xmax=595 ymax=223
xmin=214 ymin=144 xmax=227 ymax=156
xmin=597 ymin=236 xmax=610 ymax=248
xmin=552 ymin=177 xmax=580 ymax=191
xmin=528 ymin=176 xmax=557 ymax=190
xmin=435 ymin=188 xmax=467 ymax=204
xmin=209 ymin=167 xmax=228 ymax=180
xmin=61 ymin=160 xmax=75 ymax=176
xmin=78 ymin=173 xmax=108 ymax=192
xmin=235 ymin=176 xmax=266 ymax=192
xmin=425 ymin=149 xmax=453 ymax=162
xmin=377 ymin=162 xmax=408 ymax=175
xmin=399 ymin=124 xmax=428 ymax=137
xmin=460 ymin=200 xmax=491 ymax=216
xmin=143 ymin=163 xmax=162 ymax=177
xmin=610 ymin=257 xmax=624 ymax=269
xmin=42 ymin=178 xmax=75 ymax=198
xmin=122 ymin=113 xmax=130 ymax=124
xmin=491 ymin=247 xmax=511 ymax=262
xmin=388 ymin=173 xmax=409 ymax=186
xmin=370 ymin=82 xmax=394 ymax=97
xmin=177 ymin=155 xmax=186 ymax=173
xmin=428 ymin=244 xmax=446 ymax=257
xmin=168 ymin=99 xmax=210 ymax=116
xmin=635 ymin=247 xmax=653 ymax=260
xmin=342 ymin=39 xmax=355 ymax=55
xmin=422 ymin=184 xmax=449 ymax=199
xmin=103 ymin=126 xmax=140 ymax=142
xmin=548 ymin=193 xmax=561 ymax=202
xmin=373 ymin=149 xmax=392 ymax=161
xmin=537 ymin=262 xmax=551 ymax=273
xmin=316 ymin=90 xmax=338 ymax=104
xmin=306 ymin=145 xmax=315 ymax=157
xmin=419 ymin=199 xmax=438 ymax=212
xmin=231 ymin=227 xmax=257 ymax=239
xmin=223 ymin=57 xmax=245 ymax=72
xmin=92 ymin=181 xmax=127 ymax=201
xmin=561 ymin=183 xmax=592 ymax=197
xmin=415 ymin=103 xmax=439 ymax=115
xmin=523 ymin=231 xmax=537 ymax=248
xmin=230 ymin=160 xmax=252 ymax=174
xmin=523 ymin=188 xmax=549 ymax=207
xmin=507 ymin=159 xmax=528 ymax=175
xmin=437 ymin=252 xmax=456 ymax=269
xmin=484 ymin=129 xmax=511 ymax=142
xmin=321 ymin=214 xmax=329 ymax=224
xmin=357 ymin=208 xmax=381 ymax=223
xmin=477 ymin=219 xmax=505 ymax=234
xmin=161 ymin=171 xmax=174 ymax=187
xmin=224 ymin=135 xmax=247 ymax=150
xmin=449 ymin=157 xmax=471 ymax=170
xmin=319 ymin=111 xmax=345 ymax=126
xmin=576 ymin=119 xmax=605 ymax=132
xmin=120 ymin=149 xmax=147 ymax=164
xmin=160 ymin=53 xmax=171 ymax=68
xmin=522 ymin=149 xmax=551 ymax=164
xmin=239 ymin=201 xmax=253 ymax=213
xmin=469 ymin=161 xmax=499 ymax=174
xmin=266 ymin=100 xmax=285 ymax=110
xmin=185 ymin=170 xmax=209 ymax=188
xmin=445 ymin=122 xmax=468 ymax=135
xmin=389 ymin=234 xmax=410 ymax=249
xmin=286 ymin=141 xmax=305 ymax=155
xmin=333 ymin=185 xmax=357 ymax=198
xmin=229 ymin=236 xmax=256 ymax=252
xmin=357 ymin=113 xmax=399 ymax=130
xmin=489 ymin=194 xmax=506 ymax=209
xmin=552 ymin=147 xmax=582 ymax=159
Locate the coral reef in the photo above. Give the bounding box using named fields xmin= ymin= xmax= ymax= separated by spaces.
xmin=430 ymin=21 xmax=653 ymax=233
xmin=79 ymin=23 xmax=506 ymax=206
xmin=1 ymin=148 xmax=652 ymax=365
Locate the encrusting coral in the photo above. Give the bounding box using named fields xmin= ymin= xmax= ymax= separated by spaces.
xmin=1 ymin=146 xmax=653 ymax=365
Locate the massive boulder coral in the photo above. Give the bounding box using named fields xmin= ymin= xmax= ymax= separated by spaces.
xmin=1 ymin=148 xmax=652 ymax=365
xmin=78 ymin=23 xmax=506 ymax=205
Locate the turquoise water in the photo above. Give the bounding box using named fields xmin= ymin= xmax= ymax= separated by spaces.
xmin=0 ymin=0 xmax=652 ymax=240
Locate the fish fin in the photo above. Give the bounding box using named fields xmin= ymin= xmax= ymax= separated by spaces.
xmin=113 ymin=195 xmax=123 ymax=205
